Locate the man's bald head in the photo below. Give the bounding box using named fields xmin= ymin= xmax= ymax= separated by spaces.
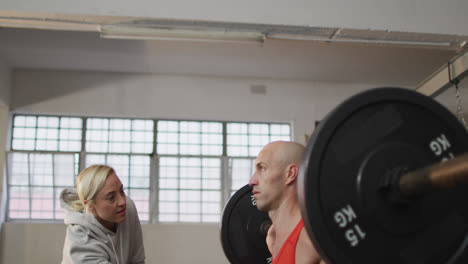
xmin=261 ymin=141 xmax=305 ymax=169
xmin=250 ymin=141 xmax=305 ymax=212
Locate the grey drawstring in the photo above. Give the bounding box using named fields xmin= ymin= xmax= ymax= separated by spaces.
xmin=120 ymin=229 xmax=124 ymax=264
xmin=108 ymin=233 xmax=121 ymax=264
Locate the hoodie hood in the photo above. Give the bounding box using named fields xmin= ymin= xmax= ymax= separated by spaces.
xmin=60 ymin=188 xmax=117 ymax=240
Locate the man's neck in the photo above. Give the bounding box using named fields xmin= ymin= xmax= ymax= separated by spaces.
xmin=269 ymin=192 xmax=301 ymax=226
xmin=268 ymin=192 xmax=302 ymax=256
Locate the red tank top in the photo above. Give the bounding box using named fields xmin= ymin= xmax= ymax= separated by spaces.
xmin=272 ymin=219 xmax=304 ymax=264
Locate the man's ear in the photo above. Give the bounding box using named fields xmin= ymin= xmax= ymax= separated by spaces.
xmin=285 ymin=164 xmax=298 ymax=185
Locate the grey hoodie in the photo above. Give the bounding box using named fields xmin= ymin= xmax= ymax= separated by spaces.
xmin=61 ymin=189 xmax=145 ymax=264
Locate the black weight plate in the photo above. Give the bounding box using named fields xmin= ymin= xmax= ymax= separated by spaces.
xmin=220 ymin=184 xmax=272 ymax=264
xmin=298 ymin=87 xmax=468 ymax=264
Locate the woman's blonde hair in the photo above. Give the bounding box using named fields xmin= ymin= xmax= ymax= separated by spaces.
xmin=69 ymin=165 xmax=115 ymax=212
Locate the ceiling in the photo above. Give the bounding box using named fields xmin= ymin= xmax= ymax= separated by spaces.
xmin=0 ymin=26 xmax=467 ymax=112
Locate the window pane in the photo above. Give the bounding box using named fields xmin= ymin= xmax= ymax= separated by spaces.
xmin=230 ymin=158 xmax=255 ymax=192
xmin=85 ymin=154 xmax=106 ymax=165
xmin=8 ymin=186 xmax=30 ymax=219
xmin=157 ymin=120 xmax=222 ymax=156
xmin=30 ymin=154 xmax=53 ymax=186
xmin=31 ymin=187 xmax=54 ymax=219
xmin=159 ymin=202 xmax=178 ymax=214
xmin=227 ymin=123 xmax=247 ymax=134
xmin=158 ymin=157 xmax=221 ymax=223
xmin=180 ymin=214 xmax=200 ymax=222
xmin=202 ymin=202 xmax=220 ymax=214
xmin=7 ymin=152 xmax=76 ymax=220
xmin=160 ymin=190 xmax=179 ymax=201
xmin=12 ymin=115 xmax=82 ymax=152
xmin=87 ymin=118 xmax=153 ymax=154
xmin=8 ymin=153 xmax=29 ymax=186
xmin=227 ymin=122 xmax=291 ymax=157
xmin=61 ymin=117 xmax=82 ymax=129
xmin=54 ymin=154 xmax=76 ymax=186
xmin=180 ymin=121 xmax=200 ymax=132
xmin=37 ymin=116 xmax=59 ymax=128
xmin=249 ymin=123 xmax=269 ymax=134
xmin=127 ymin=189 xmax=150 ymax=222
xmin=180 ymin=179 xmax=201 ymax=189
xmin=12 ymin=115 xmax=37 ymax=152
xmin=202 ymin=214 xmax=220 ymax=222
xmin=129 ymin=156 xmax=150 ymax=188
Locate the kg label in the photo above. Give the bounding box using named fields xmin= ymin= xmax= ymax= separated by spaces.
xmin=251 ymin=195 xmax=257 ymax=206
xmin=334 ymin=205 xmax=366 ymax=247
xmin=429 ymin=133 xmax=454 ymax=161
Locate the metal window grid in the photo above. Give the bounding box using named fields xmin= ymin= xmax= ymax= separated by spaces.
xmin=11 ymin=115 xmax=82 ymax=152
xmin=158 ymin=155 xmax=222 ymax=223
xmin=7 ymin=114 xmax=291 ymax=223
xmin=6 ymin=151 xmax=78 ymax=221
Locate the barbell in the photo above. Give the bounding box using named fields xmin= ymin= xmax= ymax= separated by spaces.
xmin=220 ymin=87 xmax=468 ymax=264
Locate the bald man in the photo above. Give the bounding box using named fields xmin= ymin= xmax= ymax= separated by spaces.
xmin=249 ymin=141 xmax=325 ymax=264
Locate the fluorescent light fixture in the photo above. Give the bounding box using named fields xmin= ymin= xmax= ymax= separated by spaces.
xmin=0 ymin=18 xmax=99 ymax=32
xmin=100 ymin=25 xmax=265 ymax=43
xmin=267 ymin=33 xmax=452 ymax=47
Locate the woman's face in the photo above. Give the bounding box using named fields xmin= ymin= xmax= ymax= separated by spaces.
xmin=90 ymin=172 xmax=127 ymax=231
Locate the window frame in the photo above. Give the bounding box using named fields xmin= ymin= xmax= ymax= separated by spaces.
xmin=5 ymin=113 xmax=291 ymax=224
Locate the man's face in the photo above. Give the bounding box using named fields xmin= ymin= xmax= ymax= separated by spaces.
xmin=90 ymin=172 xmax=127 ymax=230
xmin=249 ymin=143 xmax=285 ymax=212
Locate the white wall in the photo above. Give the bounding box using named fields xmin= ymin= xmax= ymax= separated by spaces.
xmin=0 ymin=58 xmax=11 ymax=231
xmin=1 ymin=0 xmax=468 ymax=35
xmin=11 ymin=69 xmax=375 ymax=142
xmin=0 ymin=103 xmax=8 ymax=229
xmin=1 ymin=222 xmax=225 ymax=264
xmin=1 ymin=69 xmax=379 ymax=264
xmin=0 ymin=58 xmax=11 ymax=106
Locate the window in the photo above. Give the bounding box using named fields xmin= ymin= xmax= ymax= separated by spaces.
xmin=229 ymin=158 xmax=255 ymax=196
xmin=227 ymin=123 xmax=291 ymax=156
xmin=157 ymin=120 xmax=223 ymax=222
xmin=11 ymin=115 xmax=82 ymax=152
xmin=86 ymin=118 xmax=154 ymax=154
xmin=158 ymin=157 xmax=221 ymax=222
xmin=7 ymin=152 xmax=77 ymax=219
xmin=6 ymin=114 xmax=291 ymax=223
xmin=157 ymin=121 xmax=223 ymax=156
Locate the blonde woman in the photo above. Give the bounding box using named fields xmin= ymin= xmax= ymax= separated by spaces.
xmin=61 ymin=165 xmax=145 ymax=264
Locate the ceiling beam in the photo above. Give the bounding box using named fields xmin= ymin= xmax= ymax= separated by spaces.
xmin=416 ymin=49 xmax=468 ymax=97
